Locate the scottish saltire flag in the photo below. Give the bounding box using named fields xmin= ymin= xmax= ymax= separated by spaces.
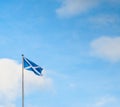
xmin=23 ymin=57 xmax=43 ymax=76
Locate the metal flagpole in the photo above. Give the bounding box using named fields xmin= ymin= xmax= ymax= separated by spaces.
xmin=22 ymin=54 xmax=24 ymax=107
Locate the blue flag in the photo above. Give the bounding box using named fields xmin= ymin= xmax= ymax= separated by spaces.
xmin=23 ymin=57 xmax=43 ymax=76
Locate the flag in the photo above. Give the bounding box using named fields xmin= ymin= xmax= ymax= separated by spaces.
xmin=23 ymin=57 xmax=43 ymax=76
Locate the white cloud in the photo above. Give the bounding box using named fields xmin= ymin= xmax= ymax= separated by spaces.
xmin=0 ymin=58 xmax=53 ymax=107
xmin=56 ymin=0 xmax=120 ymax=18
xmin=24 ymin=69 xmax=53 ymax=93
xmin=91 ymin=36 xmax=120 ymax=62
xmin=0 ymin=104 xmax=16 ymax=107
xmin=0 ymin=59 xmax=20 ymax=102
xmin=85 ymin=96 xmax=118 ymax=107
xmin=108 ymin=0 xmax=120 ymax=4
xmin=94 ymin=97 xmax=116 ymax=107
xmin=89 ymin=15 xmax=120 ymax=26
xmin=56 ymin=0 xmax=99 ymax=17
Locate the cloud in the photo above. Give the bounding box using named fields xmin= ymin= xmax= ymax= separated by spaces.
xmin=56 ymin=0 xmax=99 ymax=17
xmin=90 ymin=36 xmax=120 ymax=62
xmin=0 ymin=59 xmax=20 ymax=102
xmin=85 ymin=96 xmax=118 ymax=107
xmin=0 ymin=104 xmax=16 ymax=107
xmin=89 ymin=14 xmax=120 ymax=26
xmin=108 ymin=0 xmax=120 ymax=4
xmin=94 ymin=97 xmax=116 ymax=107
xmin=56 ymin=0 xmax=120 ymax=18
xmin=0 ymin=58 xmax=53 ymax=107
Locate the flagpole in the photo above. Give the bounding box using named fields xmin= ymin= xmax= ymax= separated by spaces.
xmin=22 ymin=54 xmax=24 ymax=107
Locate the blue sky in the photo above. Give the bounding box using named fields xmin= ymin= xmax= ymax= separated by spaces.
xmin=0 ymin=0 xmax=120 ymax=107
